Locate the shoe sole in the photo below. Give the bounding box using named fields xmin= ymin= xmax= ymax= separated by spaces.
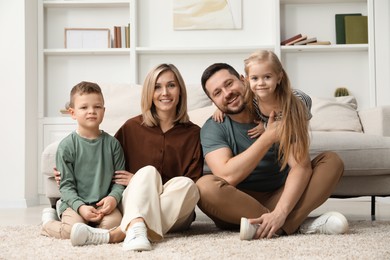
xmin=122 ymin=243 xmax=152 ymax=251
xmin=70 ymin=223 xmax=87 ymax=246
xmin=240 ymin=217 xmax=253 ymax=240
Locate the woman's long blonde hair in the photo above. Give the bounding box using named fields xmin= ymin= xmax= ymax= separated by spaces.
xmin=141 ymin=63 xmax=189 ymax=127
xmin=244 ymin=50 xmax=310 ymax=169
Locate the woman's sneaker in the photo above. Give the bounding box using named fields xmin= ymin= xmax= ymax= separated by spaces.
xmin=239 ymin=217 xmax=259 ymax=240
xmin=122 ymin=222 xmax=151 ymax=251
xmin=299 ymin=211 xmax=349 ymax=235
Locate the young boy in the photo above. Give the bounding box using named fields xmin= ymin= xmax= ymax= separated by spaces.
xmin=41 ymin=81 xmax=126 ymax=241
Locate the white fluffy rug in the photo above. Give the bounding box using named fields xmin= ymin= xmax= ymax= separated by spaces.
xmin=1 ymin=219 xmax=389 ymax=259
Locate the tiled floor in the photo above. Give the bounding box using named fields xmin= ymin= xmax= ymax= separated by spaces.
xmin=0 ymin=197 xmax=389 ymax=226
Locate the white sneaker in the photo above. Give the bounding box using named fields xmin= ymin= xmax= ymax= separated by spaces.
xmin=299 ymin=211 xmax=349 ymax=235
xmin=42 ymin=208 xmax=59 ymax=225
xmin=239 ymin=217 xmax=259 ymax=240
xmin=122 ymin=222 xmax=152 ymax=251
xmin=70 ymin=223 xmax=110 ymax=246
xmin=55 ymin=199 xmax=62 ymax=220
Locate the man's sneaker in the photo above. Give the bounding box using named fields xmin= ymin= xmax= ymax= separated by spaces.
xmin=240 ymin=217 xmax=259 ymax=240
xmin=70 ymin=223 xmax=110 ymax=246
xmin=299 ymin=211 xmax=349 ymax=235
xmin=122 ymin=222 xmax=152 ymax=251
xmin=42 ymin=208 xmax=59 ymax=225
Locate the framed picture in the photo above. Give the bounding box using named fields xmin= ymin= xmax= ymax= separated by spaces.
xmin=64 ymin=28 xmax=110 ymax=49
xmin=173 ymin=0 xmax=242 ymax=30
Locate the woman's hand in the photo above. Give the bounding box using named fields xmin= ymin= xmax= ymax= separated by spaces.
xmin=113 ymin=170 xmax=134 ymax=186
xmin=212 ymin=108 xmax=225 ymax=123
xmin=53 ymin=167 xmax=61 ymax=187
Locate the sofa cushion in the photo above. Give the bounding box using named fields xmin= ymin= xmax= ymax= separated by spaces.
xmin=186 ymin=84 xmax=212 ymax=111
xmin=99 ymin=83 xmax=211 ymax=135
xmin=310 ymin=131 xmax=390 ymax=177
xmin=188 ymin=104 xmax=216 ymax=127
xmin=100 ymin=83 xmax=142 ymax=135
xmin=310 ymin=96 xmax=363 ymax=132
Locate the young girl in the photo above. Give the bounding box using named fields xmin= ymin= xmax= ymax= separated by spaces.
xmin=244 ymin=50 xmax=312 ymax=170
xmin=213 ymin=50 xmax=312 ymax=170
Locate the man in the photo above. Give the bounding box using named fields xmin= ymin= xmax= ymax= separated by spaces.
xmin=197 ymin=63 xmax=348 ymax=240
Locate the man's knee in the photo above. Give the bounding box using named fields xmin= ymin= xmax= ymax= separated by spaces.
xmin=196 ymin=174 xmax=229 ymax=202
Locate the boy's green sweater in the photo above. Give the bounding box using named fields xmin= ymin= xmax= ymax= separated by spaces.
xmin=56 ymin=131 xmax=125 ymax=215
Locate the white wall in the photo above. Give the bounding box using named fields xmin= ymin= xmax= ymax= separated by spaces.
xmin=0 ymin=0 xmax=38 ymax=208
xmin=374 ymin=0 xmax=390 ymax=106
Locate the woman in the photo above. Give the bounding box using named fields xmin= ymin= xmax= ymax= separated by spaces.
xmin=61 ymin=64 xmax=203 ymax=251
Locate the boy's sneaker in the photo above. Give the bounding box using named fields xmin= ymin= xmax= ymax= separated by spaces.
xmin=299 ymin=211 xmax=349 ymax=235
xmin=122 ymin=222 xmax=152 ymax=251
xmin=70 ymin=223 xmax=110 ymax=246
xmin=56 ymin=199 xmax=62 ymax=220
xmin=42 ymin=208 xmax=59 ymax=225
xmin=240 ymin=217 xmax=259 ymax=240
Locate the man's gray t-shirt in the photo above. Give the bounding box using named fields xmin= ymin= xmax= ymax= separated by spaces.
xmin=201 ymin=116 xmax=289 ymax=192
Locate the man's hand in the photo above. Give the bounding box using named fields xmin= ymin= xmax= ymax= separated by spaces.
xmin=96 ymin=196 xmax=117 ymax=215
xmin=249 ymin=210 xmax=287 ymax=239
xmin=113 ymin=170 xmax=134 ymax=186
xmin=263 ymin=111 xmax=281 ymax=144
xmin=78 ymin=205 xmax=103 ymax=222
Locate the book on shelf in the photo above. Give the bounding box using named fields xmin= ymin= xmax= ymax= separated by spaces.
xmin=285 ymin=35 xmax=307 ymax=46
xmin=307 ymin=41 xmax=331 ymax=45
xmin=113 ymin=24 xmax=130 ymax=48
xmin=114 ymin=26 xmax=121 ymax=48
xmin=294 ymin=37 xmax=317 ymax=45
xmin=281 ymin=34 xmax=302 ymax=45
xmin=125 ymin=23 xmax=130 ymax=48
xmin=345 ymin=15 xmax=368 ymax=44
xmin=121 ymin=26 xmax=126 ymax=48
xmin=335 ymin=13 xmax=362 ymax=44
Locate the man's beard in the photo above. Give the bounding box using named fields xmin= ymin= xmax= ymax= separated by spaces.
xmin=217 ymin=101 xmax=246 ymax=115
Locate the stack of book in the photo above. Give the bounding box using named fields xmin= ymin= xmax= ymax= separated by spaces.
xmin=281 ymin=34 xmax=331 ymax=46
xmin=113 ymin=23 xmax=130 ymax=48
xmin=335 ymin=13 xmax=368 ymax=44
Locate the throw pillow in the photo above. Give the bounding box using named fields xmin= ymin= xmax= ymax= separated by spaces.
xmin=188 ymin=103 xmax=216 ymax=127
xmin=186 ymin=84 xmax=212 ymax=111
xmin=310 ymin=96 xmax=363 ymax=132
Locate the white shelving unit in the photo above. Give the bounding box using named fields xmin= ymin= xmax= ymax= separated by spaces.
xmin=277 ymin=0 xmax=375 ymax=109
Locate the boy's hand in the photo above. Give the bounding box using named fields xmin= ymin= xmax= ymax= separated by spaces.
xmin=79 ymin=205 xmax=103 ymax=222
xmin=212 ymin=108 xmax=225 ymax=123
xmin=247 ymin=121 xmax=265 ymax=139
xmin=96 ymin=196 xmax=117 ymax=215
xmin=113 ymin=170 xmax=134 ymax=186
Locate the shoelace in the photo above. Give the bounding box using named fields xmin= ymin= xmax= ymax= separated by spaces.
xmin=88 ymin=230 xmax=108 ymax=245
xmin=127 ymin=225 xmax=147 ymax=241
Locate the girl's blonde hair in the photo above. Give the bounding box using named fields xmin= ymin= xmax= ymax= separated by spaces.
xmin=141 ymin=63 xmax=189 ymax=127
xmin=244 ymin=50 xmax=310 ymax=169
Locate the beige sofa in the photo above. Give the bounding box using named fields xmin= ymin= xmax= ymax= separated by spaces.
xmin=41 ymin=84 xmax=390 ymax=217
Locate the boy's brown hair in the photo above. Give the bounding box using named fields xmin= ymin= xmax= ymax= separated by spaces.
xmin=69 ymin=81 xmax=104 ymax=108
